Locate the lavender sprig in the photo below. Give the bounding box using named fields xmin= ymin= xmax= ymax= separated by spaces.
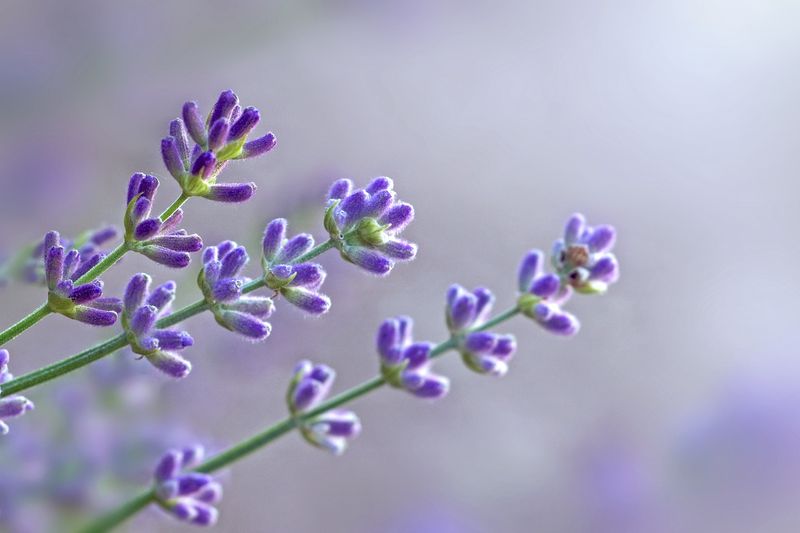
xmin=122 ymin=274 xmax=194 ymax=378
xmin=153 ymin=446 xmax=222 ymax=526
xmin=551 ymin=213 xmax=619 ymax=294
xmin=162 ymin=90 xmax=275 ymax=202
xmin=0 ymin=350 xmax=34 ymax=435
xmin=324 ymin=177 xmax=417 ymax=275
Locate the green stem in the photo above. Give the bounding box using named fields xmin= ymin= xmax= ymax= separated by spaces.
xmin=159 ymin=192 xmax=190 ymax=223
xmin=73 ymin=242 xmax=130 ymax=285
xmin=0 ymin=241 xmax=335 ymax=398
xmin=0 ymin=304 xmax=51 ymax=348
xmin=79 ymin=308 xmax=519 ymax=532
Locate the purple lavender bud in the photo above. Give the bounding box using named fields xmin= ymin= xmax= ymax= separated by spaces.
xmin=138 ymin=174 xmax=159 ymax=201
xmin=196 ymin=483 xmax=223 ymax=504
xmin=240 ymin=132 xmax=276 ymax=158
xmin=170 ymin=501 xmax=196 ymax=521
xmin=518 ymin=250 xmax=543 ymax=292
xmin=183 ymin=101 xmax=208 ymax=146
xmin=127 ymin=173 xmax=144 ymax=204
xmin=130 ymin=305 xmax=157 ymax=337
xmin=276 ymin=234 xmax=314 ymax=263
xmin=130 ymin=197 xmax=152 ymax=223
xmin=224 ymin=296 xmax=274 ymax=318
xmin=219 ymin=247 xmax=248 ymax=278
xmin=262 ymin=218 xmax=287 ymax=263
xmin=73 ymin=306 xmax=118 ymax=327
xmin=45 ymin=245 xmax=64 ymax=290
xmin=0 ymin=349 xmax=8 ymax=370
xmin=68 ymin=281 xmax=103 ymax=304
xmin=465 ymin=332 xmax=497 ymax=353
xmin=404 ymin=374 xmax=450 ymax=399
xmin=211 ymin=279 xmax=243 ymax=302
xmin=339 ymin=190 xmax=368 ymax=226
xmin=228 ymin=107 xmax=260 ymax=140
xmin=493 ymin=335 xmax=517 ymax=358
xmin=315 ymin=410 xmax=362 ymax=437
xmin=378 ymin=203 xmax=413 ymax=232
xmin=376 ymin=319 xmax=400 ymax=362
xmin=449 ymin=292 xmax=477 ymax=331
xmin=290 ymin=263 xmax=325 ymax=288
xmin=133 ymin=218 xmax=162 ymax=241
xmin=590 ymin=254 xmax=619 ymax=283
xmin=69 ymin=252 xmax=104 ymax=281
xmin=0 ymin=397 xmax=34 ymax=418
xmin=474 ymin=287 xmax=495 ymax=322
xmin=148 ymin=234 xmax=203 ymax=252
xmin=209 ymin=90 xmax=239 ymax=126
xmin=378 ymin=239 xmax=417 ymax=260
xmin=204 ymin=182 xmax=256 ymax=203
xmin=181 ymin=445 xmax=205 ymax=468
xmin=154 ymin=450 xmax=181 ymax=482
xmin=90 ymin=226 xmax=119 ymax=246
xmin=402 ymin=342 xmax=433 ymax=370
xmin=540 ymin=311 xmax=580 ymax=336
xmin=147 ymin=350 xmax=192 ymax=379
xmin=207 ymin=118 xmax=230 ymax=152
xmin=219 ymin=310 xmax=271 ymax=340
xmin=153 ymin=330 xmax=194 ymax=350
xmin=347 ymin=247 xmax=393 ymax=275
xmin=190 ymin=151 xmax=216 ymax=179
xmin=366 ymin=176 xmax=393 ymax=194
xmin=588 ymin=225 xmax=616 ymax=253
xmin=328 ymin=178 xmax=352 ymax=201
xmin=203 ymin=261 xmax=221 ymax=287
xmin=176 ymin=473 xmax=213 ymax=496
xmin=190 ymin=503 xmax=218 ymax=526
xmin=217 ymin=240 xmax=236 ymax=258
xmin=364 ymin=189 xmax=395 ymax=218
xmin=161 ymin=136 xmax=186 ymax=181
xmin=170 ymin=118 xmax=191 ymax=163
xmin=140 ymin=246 xmax=191 ymax=269
xmin=531 ymin=273 xmax=561 ymax=298
xmin=564 ymin=213 xmax=586 ymax=244
xmin=159 ymin=209 xmax=185 ymax=235
xmin=88 ymin=297 xmax=123 ymax=313
xmin=282 ymin=287 xmax=331 ymax=315
xmin=62 ymin=249 xmax=80 ymax=279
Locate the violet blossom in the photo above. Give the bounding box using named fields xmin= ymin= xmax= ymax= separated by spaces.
xmin=517 ymin=249 xmax=580 ymax=336
xmin=551 ymin=213 xmax=619 ymax=294
xmin=153 ymin=445 xmax=222 ymax=527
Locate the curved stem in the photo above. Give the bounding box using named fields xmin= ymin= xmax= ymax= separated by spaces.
xmin=159 ymin=192 xmax=189 ymax=223
xmin=0 ymin=241 xmax=335 ymax=398
xmin=79 ymin=308 xmax=519 ymax=532
xmin=73 ymin=242 xmax=130 ymax=285
xmin=0 ymin=304 xmax=51 ymax=348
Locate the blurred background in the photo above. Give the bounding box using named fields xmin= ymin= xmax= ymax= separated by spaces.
xmin=1 ymin=0 xmax=799 ymax=531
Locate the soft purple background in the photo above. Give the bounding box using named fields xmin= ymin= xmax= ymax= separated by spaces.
xmin=1 ymin=1 xmax=799 ymax=532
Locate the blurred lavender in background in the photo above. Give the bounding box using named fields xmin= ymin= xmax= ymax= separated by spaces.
xmin=1 ymin=0 xmax=799 ymax=531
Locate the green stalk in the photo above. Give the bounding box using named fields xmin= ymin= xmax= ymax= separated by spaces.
xmin=0 ymin=304 xmax=51 ymax=347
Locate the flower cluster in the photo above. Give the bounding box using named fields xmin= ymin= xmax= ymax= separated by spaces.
xmin=376 ymin=316 xmax=449 ymax=399
xmin=261 ymin=218 xmax=331 ymax=315
xmin=324 ymin=177 xmax=416 ymax=275
xmin=0 ymin=350 xmax=34 ymax=435
xmin=15 ymin=225 xmax=119 ymax=286
xmin=517 ymin=250 xmax=579 ymax=335
xmin=154 ymin=445 xmax=222 ymax=527
xmin=162 ymin=90 xmax=275 ymax=202
xmin=198 ymin=242 xmax=274 ymax=341
xmin=446 ymin=285 xmax=517 ymax=376
xmin=43 ymin=231 xmax=122 ymax=326
xmin=124 ymin=173 xmax=203 ymax=268
xmin=551 ymin=213 xmax=619 ymax=294
xmin=122 ymin=274 xmax=194 ymax=379
xmin=287 ymin=361 xmax=361 ymax=455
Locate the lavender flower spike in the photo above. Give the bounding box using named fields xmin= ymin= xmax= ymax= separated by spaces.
xmin=446 ymin=284 xmax=518 ymax=377
xmin=164 ymin=90 xmax=274 ymax=203
xmin=551 ymin=213 xmax=620 ymax=294
xmin=122 ymin=274 xmax=194 ymax=378
xmin=377 ymin=316 xmax=449 ymax=399
xmin=287 ymin=360 xmax=361 ymax=455
xmin=124 ymin=173 xmax=203 ymax=268
xmin=153 ymin=445 xmax=222 ymax=527
xmin=198 ymin=242 xmax=274 ymax=341
xmin=516 ymin=249 xmax=580 ymax=336
xmin=323 ymin=177 xmax=417 ymax=276
xmin=42 ymin=231 xmax=122 ymax=326
xmin=261 ymin=218 xmax=331 ymax=316
xmin=0 ymin=350 xmax=34 ymax=435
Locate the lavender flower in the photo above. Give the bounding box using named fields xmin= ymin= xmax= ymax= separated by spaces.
xmin=198 ymin=242 xmax=274 ymax=341
xmin=261 ymin=218 xmax=331 ymax=316
xmin=287 ymin=360 xmax=361 ymax=455
xmin=552 ymin=213 xmax=619 ymax=294
xmin=446 ymin=285 xmax=517 ymax=377
xmin=0 ymin=351 xmax=34 ymax=435
xmin=42 ymin=231 xmax=122 ymax=326
xmin=153 ymin=445 xmax=222 ymax=527
xmin=517 ymin=249 xmax=580 ymax=336
xmin=162 ymin=90 xmax=274 ymax=202
xmin=122 ymin=274 xmax=194 ymax=379
xmin=324 ymin=177 xmax=417 ymax=276
xmin=376 ymin=316 xmax=449 ymax=399
xmin=13 ymin=225 xmax=119 ymax=286
xmin=124 ymin=173 xmax=203 ymax=268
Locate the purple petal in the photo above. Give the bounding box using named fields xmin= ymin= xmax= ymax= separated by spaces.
xmin=347 ymin=247 xmax=393 ymax=276
xmin=327 ymin=178 xmax=353 ymax=201
xmin=88 ymin=297 xmax=123 ymax=312
xmin=209 ymin=90 xmax=239 ymax=126
xmin=276 ymin=234 xmax=314 ymax=263
xmin=364 ymin=189 xmax=394 ymax=218
xmin=465 ymin=332 xmax=497 ymax=353
xmin=378 ymin=239 xmax=417 ymax=261
xmin=588 ymin=225 xmax=616 ymax=253
xmin=152 ymin=329 xmax=193 ymax=350
xmin=169 ymin=118 xmax=191 ymax=163
xmin=378 ymin=203 xmax=413 ymax=233
xmin=130 ymin=196 xmax=152 ymax=223
xmin=365 ymin=176 xmax=393 ymax=194
xmin=211 ymin=279 xmax=243 ymax=302
xmin=183 ymin=101 xmax=207 ymax=146
xmin=176 ymin=473 xmax=213 ymax=496
xmin=127 ymin=173 xmax=144 ymax=204
xmin=540 ymin=311 xmax=580 ymax=336
xmin=161 ymin=136 xmax=186 ymax=181
xmin=405 ymin=374 xmax=449 ymax=399
xmin=262 ymin=218 xmax=287 ymax=263
xmin=564 ymin=213 xmax=586 ymax=244
xmin=590 ymin=254 xmax=619 ymax=283
xmin=147 ymin=281 xmax=177 ymax=311
xmin=449 ymin=293 xmax=477 ymax=331
xmin=189 ymin=503 xmax=218 ymax=526
xmin=140 ymin=246 xmax=191 ymax=269
xmin=531 ymin=273 xmax=561 ymax=298
xmin=228 ymin=106 xmax=260 ymax=141
xmin=223 ymin=296 xmax=275 ymax=318
xmin=146 ymin=350 xmax=192 ymax=378
xmin=73 ymin=306 xmax=117 ymax=327
xmin=148 ymin=234 xmax=203 ymax=252
xmin=474 ymin=287 xmax=495 ymax=321
xmin=130 ymin=305 xmax=158 ymax=337
xmin=220 ymin=247 xmax=248 ymax=278
xmin=518 ymin=250 xmax=543 ymax=293
xmin=204 ymin=182 xmax=256 ymax=203
xmin=376 ymin=319 xmax=400 ymax=361
xmin=219 ymin=311 xmax=271 ymax=340
xmin=316 ymin=410 xmax=361 ymax=437
xmin=290 ymin=263 xmax=325 ymax=288
xmin=69 ymin=281 xmax=103 ymax=304
xmin=492 ymin=335 xmax=517 ymax=359
xmin=134 ymin=218 xmax=162 ymax=241
xmin=282 ymin=287 xmax=331 ymax=316
xmin=190 ymin=151 xmax=216 ymax=179
xmin=70 ymin=252 xmax=104 ymax=281
xmin=45 ymin=246 xmax=64 ymax=290
xmin=240 ymin=132 xmax=276 ymax=158
xmin=207 ymin=118 xmax=230 ymax=152
xmin=338 ymin=190 xmax=368 ymax=226
xmin=154 ymin=449 xmax=181 ymax=482
xmin=195 ymin=482 xmax=223 ymax=504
